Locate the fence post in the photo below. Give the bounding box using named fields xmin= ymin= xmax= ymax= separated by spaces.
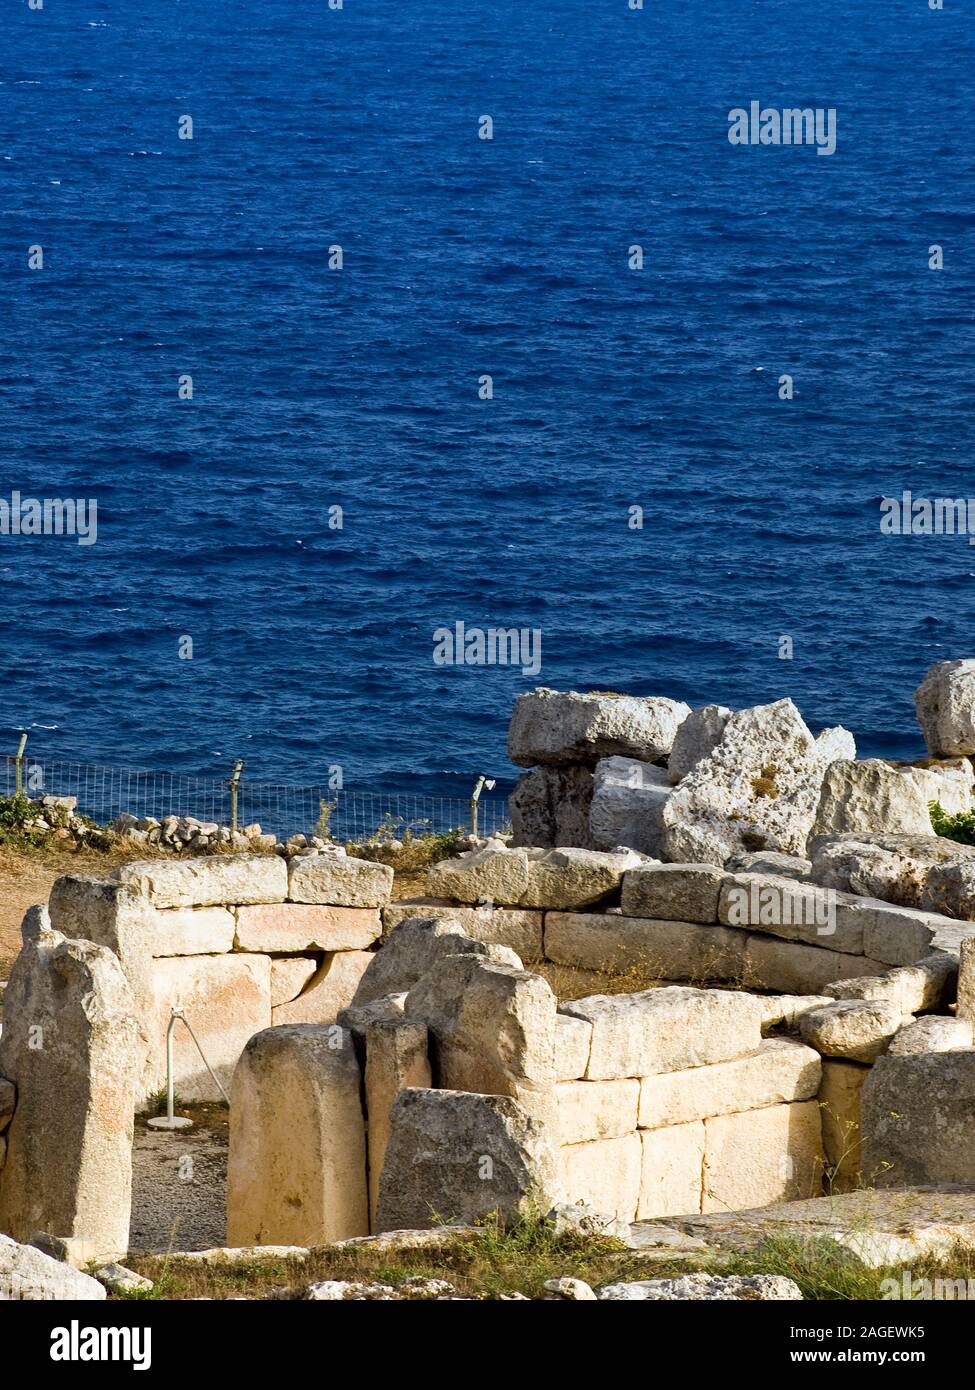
xmin=470 ymin=775 xmax=496 ymax=838
xmin=13 ymin=733 xmax=28 ymax=796
xmin=228 ymin=759 xmax=245 ymax=837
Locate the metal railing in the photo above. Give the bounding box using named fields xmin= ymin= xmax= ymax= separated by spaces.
xmin=0 ymin=752 xmax=510 ymax=843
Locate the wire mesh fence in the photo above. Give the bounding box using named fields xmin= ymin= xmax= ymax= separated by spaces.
xmin=0 ymin=754 xmax=510 ymax=843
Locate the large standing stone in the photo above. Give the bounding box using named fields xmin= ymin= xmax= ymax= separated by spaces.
xmin=861 ymin=1051 xmax=975 ymax=1186
xmin=116 ymin=853 xmax=288 ymax=908
xmin=667 ymin=705 xmax=731 ymax=785
xmin=234 ymin=903 xmax=381 ymax=953
xmin=509 ymin=765 xmax=594 ymax=848
xmin=914 ymin=659 xmax=975 ymax=756
xmin=405 ymin=956 xmax=555 ymax=1116
xmin=588 ymin=757 xmax=671 ymax=857
xmin=374 ymin=1089 xmax=558 ymax=1232
xmin=288 ymin=852 xmax=393 ymax=908
xmin=702 ymin=1102 xmax=824 ymax=1211
xmin=555 ymin=1013 xmax=592 ymax=1081
xmin=638 ymin=1039 xmax=821 ymax=1130
xmin=508 ymin=689 xmax=691 ymax=767
xmin=270 ymin=950 xmax=373 ymax=1027
xmin=364 ymin=1019 xmax=431 ymax=1226
xmin=958 ymin=937 xmax=975 ymax=1023
xmin=663 ymin=698 xmax=855 ymax=865
xmin=351 ymin=917 xmax=513 ymax=1008
xmin=146 ymin=953 xmax=271 ymax=1102
xmin=0 ymin=923 xmax=142 ymax=1264
xmin=227 ymin=1025 xmax=368 ymax=1247
xmin=0 ymin=1234 xmax=106 ymax=1300
xmin=561 ymin=987 xmax=762 ymax=1081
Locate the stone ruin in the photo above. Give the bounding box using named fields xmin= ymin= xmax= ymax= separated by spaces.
xmin=3 ymin=657 xmax=975 ymax=1286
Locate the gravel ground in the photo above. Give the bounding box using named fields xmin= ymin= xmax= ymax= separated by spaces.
xmin=129 ymin=1107 xmax=229 ymax=1254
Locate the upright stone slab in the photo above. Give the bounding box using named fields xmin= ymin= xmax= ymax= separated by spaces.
xmin=374 ymin=1089 xmax=558 ymax=1232
xmin=561 ymin=987 xmax=762 ymax=1081
xmin=702 ymin=1102 xmax=824 ymax=1212
xmin=227 ymin=1025 xmax=368 ymax=1247
xmin=958 ymin=937 xmax=975 ymax=1023
xmin=0 ymin=922 xmax=142 ymax=1264
xmin=509 ymin=764 xmax=595 ymax=849
xmin=818 ymin=1059 xmax=868 ymax=1193
xmin=638 ymin=1121 xmax=705 ymax=1219
xmin=588 ymin=756 xmax=671 ymax=857
xmin=364 ymin=1018 xmax=432 ymax=1226
xmin=861 ymin=1052 xmax=975 ymax=1186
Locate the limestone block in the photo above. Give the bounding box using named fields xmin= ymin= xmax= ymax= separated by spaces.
xmin=234 ymin=903 xmax=381 ymax=953
xmin=799 ymin=1000 xmax=903 ymax=1064
xmin=861 ymin=1051 xmax=975 ymax=1186
xmin=720 ymin=874 xmax=861 ymax=955
xmin=825 ymin=953 xmax=955 ymax=1014
xmin=0 ymin=930 xmax=141 ymax=1263
xmin=743 ymin=935 xmax=888 ymax=996
xmin=811 ymin=759 xmax=937 ymax=840
xmin=364 ymin=1019 xmax=432 ymax=1226
xmin=544 ymin=912 xmax=745 ymax=983
xmin=351 ymin=916 xmax=517 ymax=1008
xmin=860 ymin=901 xmax=936 ymax=967
xmin=288 ymin=852 xmax=393 ymax=908
xmin=146 ymin=953 xmax=271 ymax=1101
xmin=561 ymin=986 xmax=762 ymax=1081
xmin=510 ymin=764 xmax=594 ymax=849
xmin=521 ymin=848 xmax=641 ymax=910
xmin=588 ymin=756 xmax=670 ymax=857
xmin=638 ymin=1039 xmax=821 ymax=1130
xmin=375 ymin=1089 xmax=559 ymax=1232
xmin=144 ymin=906 xmax=236 ymax=956
xmin=702 ymin=1102 xmax=824 ymax=1211
xmin=638 ymin=1122 xmax=705 ymax=1220
xmin=381 ymin=900 xmax=543 ymax=960
xmin=227 ymin=1024 xmax=368 ymax=1246
xmin=559 ymin=1133 xmax=642 ymax=1221
xmin=756 ymin=994 xmax=833 ymax=1032
xmin=270 ymin=956 xmax=320 ymax=1007
xmin=116 ymin=853 xmax=288 ymax=908
xmin=914 ymin=659 xmax=975 ymax=757
xmin=555 ymin=1013 xmax=592 ymax=1081
xmin=818 ymin=1059 xmax=868 ymax=1193
xmin=271 ymin=951 xmax=373 ymax=1028
xmin=427 ymin=847 xmax=530 ymax=906
xmin=508 ymin=688 xmax=690 ymax=767
xmin=667 ymin=705 xmax=731 ymax=784
xmin=888 ymin=1016 xmax=973 ymax=1056
xmin=959 ymin=937 xmax=975 ymax=1023
xmin=0 ymin=1235 xmax=106 ymax=1300
xmin=621 ymin=864 xmax=723 ymax=923
xmin=554 ymin=1079 xmax=640 ymax=1145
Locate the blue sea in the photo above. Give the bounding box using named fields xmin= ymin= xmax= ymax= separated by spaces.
xmin=1 ymin=0 xmax=973 ymax=798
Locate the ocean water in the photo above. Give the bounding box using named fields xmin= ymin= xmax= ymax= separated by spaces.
xmin=1 ymin=0 xmax=974 ymax=797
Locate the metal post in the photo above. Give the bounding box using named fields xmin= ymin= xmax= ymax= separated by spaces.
xmin=147 ymin=1006 xmax=193 ymax=1131
xmin=228 ymin=758 xmax=245 ymax=838
xmin=470 ymin=775 xmax=496 ymax=838
xmin=13 ymin=733 xmax=27 ymax=796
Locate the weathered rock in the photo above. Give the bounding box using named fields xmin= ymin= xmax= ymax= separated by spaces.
xmin=818 ymin=1059 xmax=868 ymax=1192
xmin=544 ymin=1276 xmax=598 ymax=1300
xmin=116 ymin=854 xmax=288 ymax=908
xmin=0 ymin=929 xmax=141 ymax=1263
xmin=287 ymin=852 xmax=393 ymax=908
xmin=508 ymin=688 xmax=690 ymax=767
xmin=809 ymin=831 xmax=975 ymax=908
xmin=588 ymin=757 xmax=671 ymax=856
xmin=756 ymin=994 xmax=833 ymax=1032
xmin=729 ymin=851 xmax=812 ymax=879
xmin=269 ymin=956 xmax=320 ymax=1007
xmin=561 ymin=986 xmax=762 ymax=1081
xmin=227 ymin=1025 xmax=368 ymax=1246
xmin=351 ymin=917 xmax=513 ymax=1008
xmin=0 ymin=1234 xmax=106 ymax=1300
xmin=915 ymin=659 xmax=975 ymax=756
xmin=381 ymin=900 xmax=543 ymax=960
xmin=428 ymin=847 xmax=530 ymax=906
xmin=0 ymin=1077 xmax=14 ymax=1133
xmin=337 ymin=992 xmax=407 ymax=1036
xmin=302 ymin=1275 xmax=456 ymax=1301
xmin=598 ymin=1272 xmax=802 ymax=1301
xmin=374 ymin=1089 xmax=558 ymax=1232
xmin=811 ymin=760 xmax=938 ymax=841
xmin=921 ymin=861 xmax=975 ymax=921
xmin=95 ymin=1262 xmax=153 ymax=1294
xmin=405 ymin=956 xmax=555 ymax=1115
xmin=667 ymin=705 xmax=731 ymax=785
xmin=364 ymin=1019 xmax=432 ymax=1226
xmin=742 ymin=936 xmax=889 ymax=996
xmin=146 ymin=953 xmax=271 ymax=1101
xmin=861 ymin=1051 xmax=975 ymax=1186
xmin=544 ymin=911 xmax=745 ymax=983
xmin=720 ymin=873 xmax=860 ymax=951
xmin=555 ymin=1079 xmax=640 ymax=1145
xmin=271 ymin=951 xmax=373 ymax=1027
xmin=702 ymin=1102 xmax=824 ymax=1211
xmin=234 ymin=903 xmax=381 ymax=953
xmin=521 ymin=847 xmax=642 ymax=909
xmin=825 ymin=954 xmax=955 ymax=1014
xmin=799 ymin=1000 xmax=903 ymax=1064
xmin=888 ymin=1016 xmax=973 ymax=1056
xmin=663 ymin=699 xmax=855 ymax=865
xmin=545 ymin=1201 xmax=631 ymax=1242
xmin=621 ymin=863 xmax=723 ymax=923
xmin=555 ymin=1013 xmax=592 ymax=1081
xmin=509 ymin=765 xmax=594 ymax=848
xmin=959 ymin=937 xmax=975 ymax=1022
xmin=142 ymin=905 xmax=236 ymax=956
xmin=638 ymin=1121 xmax=705 ymax=1219
xmin=559 ymin=1133 xmax=643 ymax=1221
xmin=638 ymin=1039 xmax=821 ymax=1130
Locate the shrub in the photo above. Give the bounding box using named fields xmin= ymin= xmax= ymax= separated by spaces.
xmin=929 ymin=800 xmax=975 ymax=846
